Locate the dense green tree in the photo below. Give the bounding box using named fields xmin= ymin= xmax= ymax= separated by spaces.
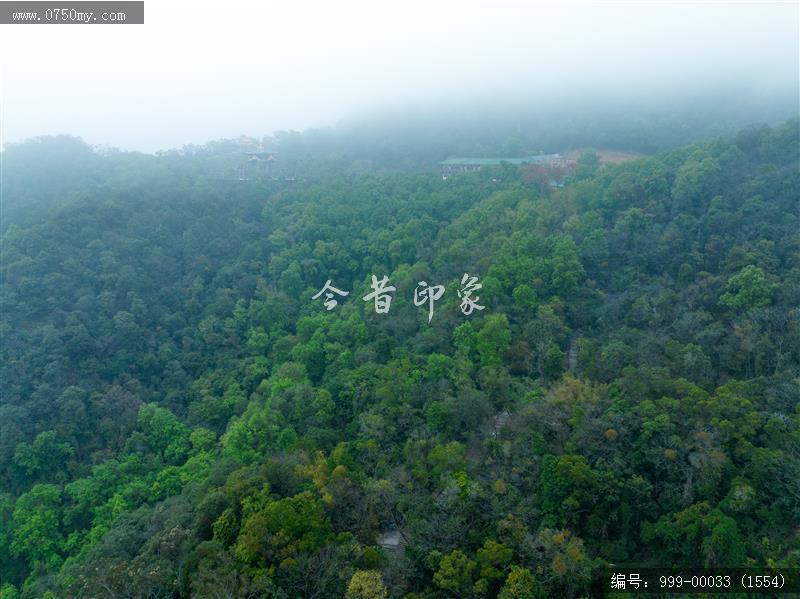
xmin=719 ymin=265 xmax=776 ymax=312
xmin=498 ymin=566 xmax=545 ymax=599
xmin=1 ymin=120 xmax=797 ymax=596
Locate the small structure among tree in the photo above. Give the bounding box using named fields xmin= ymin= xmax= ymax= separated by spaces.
xmin=235 ymin=135 xmax=276 ymax=178
xmin=376 ymin=528 xmax=405 ymax=552
xmin=244 ymin=150 xmax=276 ymax=177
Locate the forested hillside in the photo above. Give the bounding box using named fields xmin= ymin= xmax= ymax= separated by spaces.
xmin=1 ymin=120 xmax=798 ymax=598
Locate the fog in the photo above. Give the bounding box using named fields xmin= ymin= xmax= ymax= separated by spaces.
xmin=1 ymin=0 xmax=797 ymax=153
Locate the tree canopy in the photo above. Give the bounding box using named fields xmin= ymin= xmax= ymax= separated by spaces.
xmin=1 ymin=119 xmax=798 ymax=597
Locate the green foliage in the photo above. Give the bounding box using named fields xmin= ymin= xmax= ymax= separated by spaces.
xmin=498 ymin=566 xmax=545 ymax=599
xmin=719 ymin=265 xmax=776 ymax=312
xmin=346 ymin=569 xmax=388 ymax=599
xmin=671 ymin=155 xmax=721 ymax=209
xmin=235 ymin=491 xmax=332 ymax=565
xmin=0 ymin=584 xmax=19 ymax=599
xmin=131 ymin=404 xmax=191 ymax=464
xmin=1 ymin=121 xmax=798 ymax=595
xmin=13 ymin=431 xmax=73 ymax=480
xmin=10 ymin=484 xmax=63 ymax=567
xmin=433 ymin=549 xmax=477 ymax=596
xmin=474 ymin=539 xmax=513 ymax=595
xmin=476 ymin=314 xmax=512 ymax=368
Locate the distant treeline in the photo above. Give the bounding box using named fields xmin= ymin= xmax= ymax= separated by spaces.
xmin=3 ymin=93 xmax=795 ymax=227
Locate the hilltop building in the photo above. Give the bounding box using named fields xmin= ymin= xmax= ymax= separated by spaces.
xmin=245 ymin=150 xmax=276 ymax=176
xmin=440 ymin=153 xmax=575 ymax=179
xmin=231 ymin=136 xmax=277 ymax=179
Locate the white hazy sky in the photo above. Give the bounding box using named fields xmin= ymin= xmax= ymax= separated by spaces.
xmin=1 ymin=0 xmax=798 ymax=152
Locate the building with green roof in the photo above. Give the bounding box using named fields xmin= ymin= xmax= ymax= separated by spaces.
xmin=440 ymin=154 xmax=572 ymax=178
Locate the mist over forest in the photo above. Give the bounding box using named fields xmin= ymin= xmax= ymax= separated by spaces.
xmin=1 ymin=1 xmax=799 ymax=598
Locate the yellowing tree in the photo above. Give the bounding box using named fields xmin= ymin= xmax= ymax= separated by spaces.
xmin=346 ymin=570 xmax=388 ymax=599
